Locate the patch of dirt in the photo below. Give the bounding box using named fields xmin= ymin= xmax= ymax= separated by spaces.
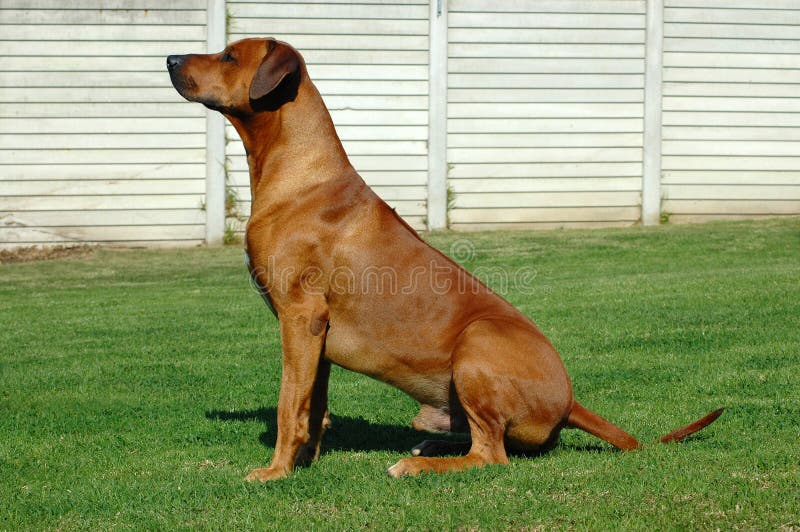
xmin=0 ymin=245 xmax=96 ymax=265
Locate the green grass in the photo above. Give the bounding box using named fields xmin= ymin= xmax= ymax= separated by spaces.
xmin=1 ymin=218 xmax=798 ymax=530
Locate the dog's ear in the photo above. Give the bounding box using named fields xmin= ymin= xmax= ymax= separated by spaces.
xmin=249 ymin=40 xmax=300 ymax=102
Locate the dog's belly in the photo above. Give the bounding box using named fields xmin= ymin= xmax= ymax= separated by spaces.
xmin=324 ymin=323 xmax=453 ymax=408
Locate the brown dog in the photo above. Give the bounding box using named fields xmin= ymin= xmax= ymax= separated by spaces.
xmin=167 ymin=38 xmax=723 ymax=481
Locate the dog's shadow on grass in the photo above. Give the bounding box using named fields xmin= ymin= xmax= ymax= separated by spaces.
xmin=205 ymin=407 xmax=614 ymax=456
xmin=205 ymin=407 xmax=443 ymax=454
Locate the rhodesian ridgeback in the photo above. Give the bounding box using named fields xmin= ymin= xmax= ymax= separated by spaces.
xmin=167 ymin=38 xmax=723 ymax=481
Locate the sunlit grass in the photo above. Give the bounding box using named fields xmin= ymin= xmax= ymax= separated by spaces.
xmin=1 ymin=218 xmax=798 ymax=529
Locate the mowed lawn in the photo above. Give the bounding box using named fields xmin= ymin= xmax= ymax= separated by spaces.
xmin=1 ymin=218 xmax=798 ymax=529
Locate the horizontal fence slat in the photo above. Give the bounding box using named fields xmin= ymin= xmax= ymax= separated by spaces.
xmin=449 ymin=207 xmax=641 ymax=224
xmin=663 ymin=126 xmax=800 ymax=141
xmin=0 ymin=103 xmax=205 ymax=118
xmin=666 ymin=0 xmax=800 ymax=8
xmin=0 ymin=209 xmax=206 ymax=227
xmin=0 ymin=225 xmax=205 ymax=244
xmin=302 ymin=50 xmax=428 ymax=65
xmin=449 ymin=220 xmax=634 ymax=231
xmin=328 ymin=109 xmax=427 ymax=125
xmin=448 ymin=12 xmax=645 ymax=29
xmin=448 ymin=147 xmax=643 ymax=164
xmin=664 ymin=112 xmax=800 ymax=127
xmin=227 ymin=3 xmax=427 ymax=19
xmin=448 ymin=118 xmax=643 ymax=134
xmin=663 ymin=82 xmax=800 ymax=98
xmin=449 ymin=43 xmax=645 ymax=59
xmin=0 ymin=134 xmax=205 ymax=150
xmin=2 ymin=118 xmax=204 ymax=134
xmin=0 ymin=149 xmax=204 ymax=165
xmin=231 ymin=18 xmax=428 ymax=35
xmin=664 ymin=7 xmax=800 ymax=26
xmin=663 ymin=171 xmax=800 ymax=185
xmin=451 ymin=177 xmax=642 ymax=193
xmin=0 ymin=9 xmax=206 ymax=25
xmin=447 ymin=133 xmax=644 ymax=149
xmin=663 ymin=156 xmax=800 ymax=171
xmin=448 ymin=103 xmax=644 ymax=119
xmin=454 ymin=191 xmax=641 ymax=209
xmin=0 ymin=195 xmax=204 ymax=211
xmin=449 ymin=28 xmax=645 ymax=44
xmin=664 ymin=140 xmax=800 ymax=157
xmin=320 ymin=95 xmax=427 ymax=111
xmin=0 ymin=180 xmax=205 ymax=196
xmin=665 ymin=37 xmax=800 ymax=55
xmin=307 ymin=64 xmax=428 ymax=81
xmin=1 ymin=0 xmax=204 ymax=8
xmin=664 ymin=184 xmax=800 ymax=200
xmin=663 ymin=199 xmax=800 ymax=215
xmin=449 ymin=73 xmax=644 ymax=89
xmin=1 ymin=164 xmax=204 ymax=181
xmin=314 ymin=80 xmax=427 ymax=96
xmin=448 ymin=88 xmax=644 ymax=103
xmin=450 ymin=0 xmax=646 ymax=14
xmin=0 ymin=40 xmax=206 ymax=57
xmin=665 ymin=23 xmax=800 ymax=40
xmin=664 ymin=67 xmax=800 ymax=84
xmin=1 ymin=24 xmax=206 ymax=41
xmin=665 ymin=97 xmax=800 ymax=113
xmin=665 ymin=52 xmax=800 ymax=70
xmin=449 ymin=162 xmax=643 ymax=179
xmin=449 ymin=58 xmax=644 ymax=74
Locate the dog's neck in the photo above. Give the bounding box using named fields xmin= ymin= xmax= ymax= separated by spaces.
xmin=225 ymin=77 xmax=353 ymax=205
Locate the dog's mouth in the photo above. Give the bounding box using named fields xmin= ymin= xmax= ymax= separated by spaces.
xmin=168 ymin=71 xmax=199 ymax=101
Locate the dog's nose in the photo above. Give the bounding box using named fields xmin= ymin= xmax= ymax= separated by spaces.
xmin=166 ymin=55 xmax=183 ymax=70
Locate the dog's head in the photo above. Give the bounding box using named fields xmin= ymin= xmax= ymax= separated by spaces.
xmin=167 ymin=38 xmax=302 ymax=116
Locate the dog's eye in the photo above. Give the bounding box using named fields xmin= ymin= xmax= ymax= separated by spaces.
xmin=221 ymin=51 xmax=235 ymax=63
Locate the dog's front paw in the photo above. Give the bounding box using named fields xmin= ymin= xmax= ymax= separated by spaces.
xmin=244 ymin=466 xmax=289 ymax=482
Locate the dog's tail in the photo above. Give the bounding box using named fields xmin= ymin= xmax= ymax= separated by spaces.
xmin=567 ymin=402 xmax=724 ymax=450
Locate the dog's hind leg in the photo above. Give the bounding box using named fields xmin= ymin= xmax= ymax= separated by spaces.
xmin=387 ymin=318 xmax=571 ymax=476
xmin=388 ymin=324 xmax=512 ymax=477
xmin=387 ymin=407 xmax=508 ymax=477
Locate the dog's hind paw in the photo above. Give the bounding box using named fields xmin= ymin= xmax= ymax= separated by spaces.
xmin=387 ymin=456 xmax=442 ymax=477
xmin=386 ymin=459 xmax=417 ymax=478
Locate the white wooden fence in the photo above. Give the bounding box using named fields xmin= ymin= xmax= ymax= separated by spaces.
xmin=1 ymin=0 xmax=798 ymax=248
xmin=1 ymin=0 xmax=209 ymax=247
xmin=662 ymin=0 xmax=800 ymax=223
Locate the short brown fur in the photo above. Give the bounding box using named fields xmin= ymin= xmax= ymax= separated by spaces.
xmin=167 ymin=38 xmax=723 ymax=480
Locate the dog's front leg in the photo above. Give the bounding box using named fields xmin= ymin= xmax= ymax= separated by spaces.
xmin=246 ymin=304 xmax=329 ymax=482
xmin=294 ymin=357 xmax=331 ymax=467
